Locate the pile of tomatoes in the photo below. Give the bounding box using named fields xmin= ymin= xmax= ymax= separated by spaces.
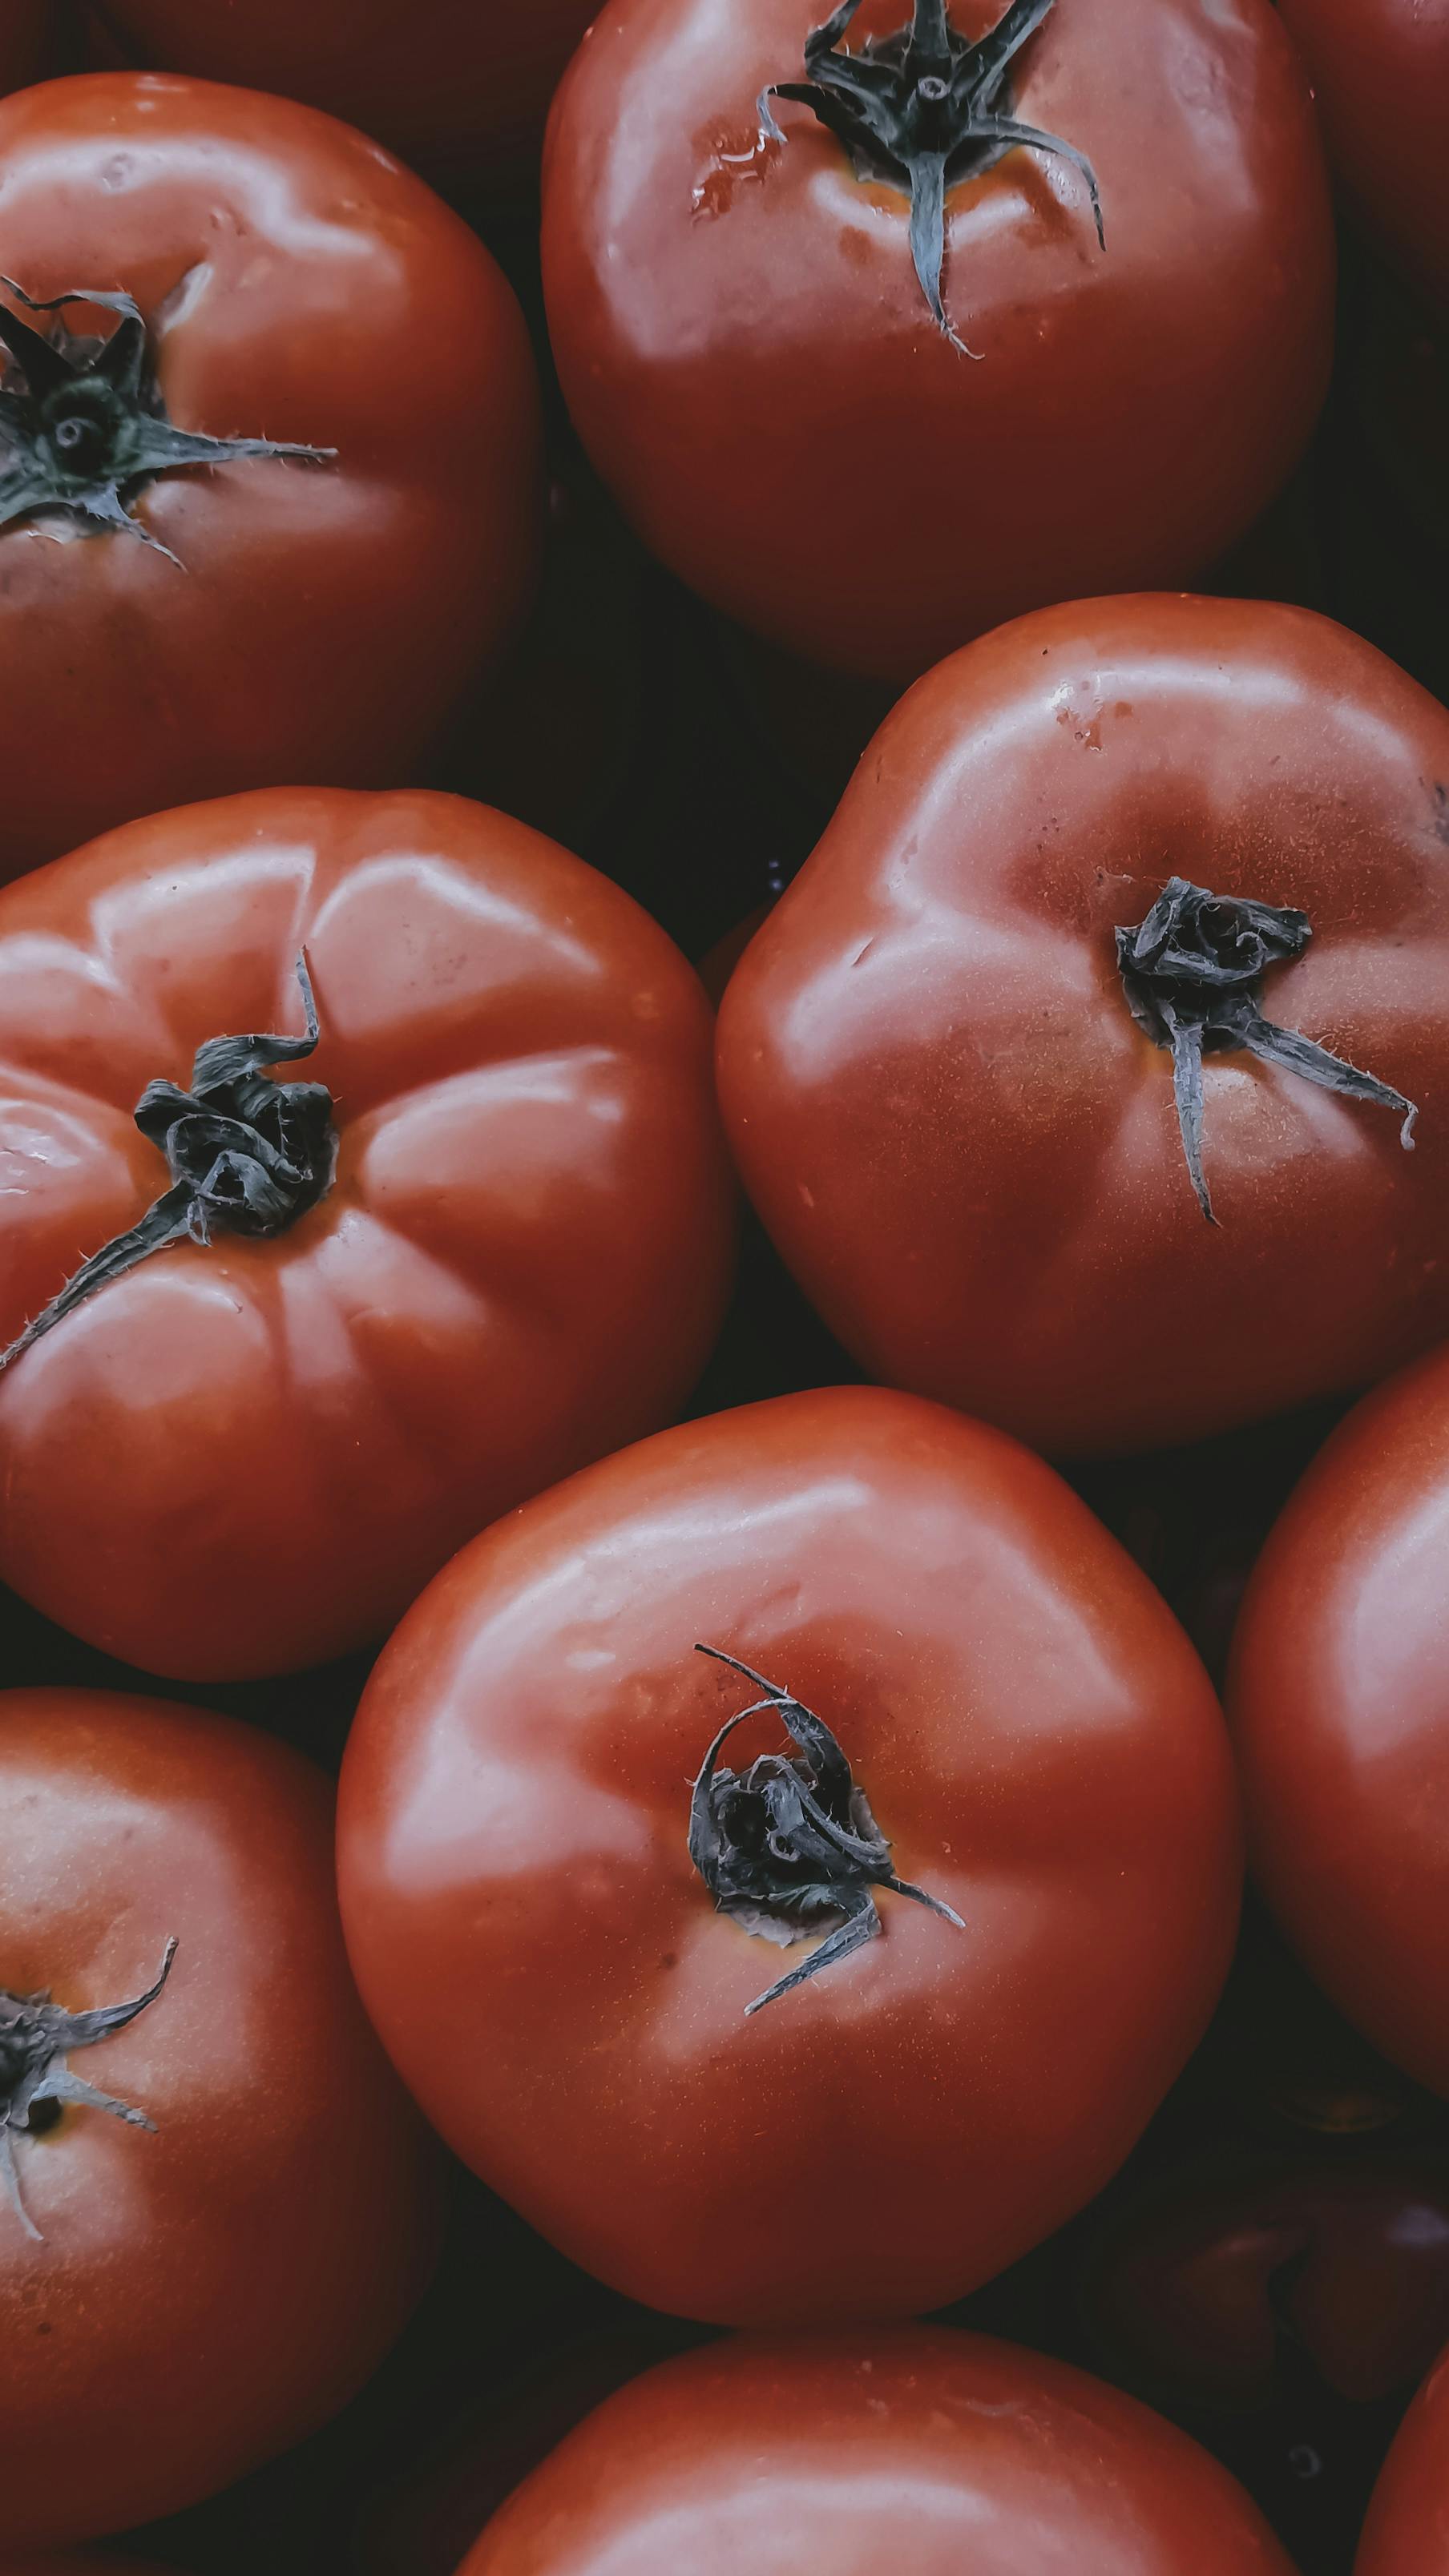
xmin=2 ymin=2 xmax=1449 ymax=2572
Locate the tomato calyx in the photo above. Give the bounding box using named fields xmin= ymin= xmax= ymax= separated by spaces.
xmin=0 ymin=1940 xmax=177 ymax=2241
xmin=1116 ymin=877 xmax=1418 ymax=1224
xmin=0 ymin=280 xmax=334 ymax=564
xmin=0 ymin=958 xmax=338 ymax=1375
xmin=688 ymin=1644 xmax=964 ymax=2015
xmin=758 ymin=0 xmax=1104 ymax=343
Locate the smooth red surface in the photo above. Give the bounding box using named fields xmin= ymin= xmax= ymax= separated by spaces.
xmin=0 ymin=74 xmax=541 ymax=881
xmin=1084 ymin=2157 xmax=1449 ymax=2410
xmin=716 ymin=593 xmax=1449 ymax=1457
xmin=458 ymin=2331 xmax=1298 ymax=2574
xmin=542 ymin=0 xmax=1334 ymax=683
xmin=0 ymin=1689 xmax=434 ymax=2549
xmin=0 ymin=789 xmax=733 ymax=1681
xmin=1357 ymin=2340 xmax=1449 ymax=2573
xmin=338 ymin=1385 xmax=1240 ymax=2327
xmin=1229 ymin=1340 xmax=1449 ymax=2098
xmin=91 ymin=0 xmax=599 ymax=188
xmin=1278 ymin=0 xmax=1449 ymax=317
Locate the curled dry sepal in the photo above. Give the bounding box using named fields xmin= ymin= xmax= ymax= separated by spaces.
xmin=0 ymin=957 xmax=338 ymax=1377
xmin=0 ymin=279 xmax=333 ymax=562
xmin=0 ymin=1941 xmax=179 ymax=2241
xmin=1116 ymin=877 xmax=1419 ymax=1225
xmin=759 ymin=0 xmax=1103 ymax=343
xmin=688 ymin=1645 xmax=964 ymax=2015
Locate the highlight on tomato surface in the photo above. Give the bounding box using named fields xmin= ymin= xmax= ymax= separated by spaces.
xmin=0 ymin=1687 xmax=435 ymax=2552
xmin=542 ymin=0 xmax=1334 ymax=682
xmin=337 ymin=1384 xmax=1241 ymax=2328
xmin=1229 ymin=1338 xmax=1449 ymax=2102
xmin=454 ymin=2330 xmax=1300 ymax=2574
xmin=0 ymin=787 xmax=734 ymax=1682
xmin=716 ymin=592 xmax=1449 ymax=1458
xmin=90 ymin=0 xmax=600 ymax=191
xmin=0 ymin=72 xmax=543 ymax=882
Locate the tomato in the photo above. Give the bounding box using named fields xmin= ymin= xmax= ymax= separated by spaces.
xmin=541 ymin=0 xmax=1334 ymax=685
xmin=716 ymin=593 xmax=1449 ymax=1459
xmin=0 ymin=788 xmax=732 ymax=1683
xmin=1356 ymin=2340 xmax=1449 ymax=2573
xmin=1228 ymin=1340 xmax=1449 ymax=2101
xmin=1083 ymin=2155 xmax=1449 ymax=2413
xmin=88 ymin=2 xmax=599 ymax=192
xmin=0 ymin=1687 xmax=434 ymax=2550
xmin=0 ymin=75 xmax=541 ymax=884
xmin=456 ymin=2330 xmax=1297 ymax=2574
xmin=337 ymin=1384 xmax=1239 ymax=2327
xmin=1276 ymin=0 xmax=1449 ymax=320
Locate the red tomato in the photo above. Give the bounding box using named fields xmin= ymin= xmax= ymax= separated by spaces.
xmin=541 ymin=0 xmax=1334 ymax=684
xmin=337 ymin=1385 xmax=1239 ymax=2327
xmin=716 ymin=593 xmax=1449 ymax=1459
xmin=0 ymin=789 xmax=733 ymax=1682
xmin=0 ymin=1687 xmax=434 ymax=2550
xmin=1083 ymin=2156 xmax=1449 ymax=2412
xmin=88 ymin=2 xmax=599 ymax=191
xmin=1229 ymin=1340 xmax=1449 ymax=2100
xmin=456 ymin=2330 xmax=1297 ymax=2574
xmin=0 ymin=75 xmax=541 ymax=883
xmin=1356 ymin=2340 xmax=1449 ymax=2574
xmin=1277 ymin=0 xmax=1449 ymax=320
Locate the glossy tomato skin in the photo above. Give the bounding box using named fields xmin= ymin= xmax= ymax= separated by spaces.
xmin=338 ymin=1385 xmax=1239 ymax=2328
xmin=0 ymin=75 xmax=541 ymax=881
xmin=716 ymin=594 xmax=1449 ymax=1458
xmin=1229 ymin=1341 xmax=1449 ymax=2100
xmin=0 ymin=1689 xmax=435 ymax=2550
xmin=0 ymin=789 xmax=733 ymax=1682
xmin=1277 ymin=0 xmax=1449 ymax=320
xmin=1084 ymin=2156 xmax=1449 ymax=2413
xmin=1357 ymin=2343 xmax=1449 ymax=2572
xmin=90 ymin=2 xmax=599 ymax=191
xmin=541 ymin=0 xmax=1334 ymax=684
xmin=458 ymin=2331 xmax=1297 ymax=2576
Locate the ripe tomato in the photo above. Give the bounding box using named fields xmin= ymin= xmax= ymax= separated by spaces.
xmin=337 ymin=1385 xmax=1239 ymax=2327
xmin=0 ymin=1687 xmax=434 ymax=2550
xmin=0 ymin=74 xmax=541 ymax=883
xmin=1356 ymin=2341 xmax=1449 ymax=2574
xmin=1229 ymin=1340 xmax=1449 ymax=2101
xmin=541 ymin=0 xmax=1334 ymax=684
xmin=89 ymin=2 xmax=599 ymax=192
xmin=1083 ymin=2155 xmax=1449 ymax=2412
xmin=716 ymin=593 xmax=1449 ymax=1458
xmin=456 ymin=2330 xmax=1297 ymax=2574
xmin=0 ymin=788 xmax=732 ymax=1683
xmin=1276 ymin=0 xmax=1449 ymax=320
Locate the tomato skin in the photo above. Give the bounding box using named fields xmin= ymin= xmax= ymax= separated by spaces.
xmin=0 ymin=74 xmax=542 ymax=882
xmin=1356 ymin=2344 xmax=1449 ymax=2574
xmin=541 ymin=0 xmax=1334 ymax=685
xmin=0 ymin=788 xmax=733 ymax=1683
xmin=337 ymin=1384 xmax=1239 ymax=2328
xmin=1084 ymin=2156 xmax=1449 ymax=2413
xmin=90 ymin=2 xmax=599 ymax=191
xmin=0 ymin=1688 xmax=435 ymax=2550
xmin=458 ymin=2331 xmax=1296 ymax=2575
xmin=1229 ymin=1340 xmax=1449 ymax=2101
xmin=716 ymin=593 xmax=1449 ymax=1459
xmin=1277 ymin=0 xmax=1449 ymax=320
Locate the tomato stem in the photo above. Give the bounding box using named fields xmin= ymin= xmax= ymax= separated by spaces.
xmin=757 ymin=0 xmax=1103 ymax=342
xmin=688 ymin=1644 xmax=963 ymax=2015
xmin=0 ymin=1941 xmax=178 ymax=2241
xmin=0 ymin=280 xmax=333 ymax=560
xmin=1116 ymin=877 xmax=1419 ymax=1224
xmin=0 ymin=958 xmax=338 ymax=1375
